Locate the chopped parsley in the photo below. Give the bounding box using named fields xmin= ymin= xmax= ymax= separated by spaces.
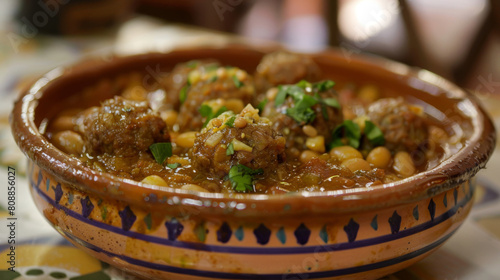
xmin=364 ymin=120 xmax=385 ymax=146
xmin=329 ymin=120 xmax=385 ymax=149
xmin=296 ymin=80 xmax=312 ymax=89
xmin=224 ymin=115 xmax=236 ymax=127
xmin=274 ymin=80 xmax=340 ymax=124
xmin=166 ymin=163 xmax=181 ymax=169
xmin=286 ymin=94 xmax=317 ymax=124
xmin=226 ymin=142 xmax=235 ymax=155
xmin=208 ymin=75 xmax=218 ymax=83
xmin=149 ymin=142 xmax=173 ymax=165
xmin=330 ymin=120 xmax=361 ymax=149
xmin=204 ymin=63 xmax=220 ymax=72
xmin=232 ymin=75 xmax=244 ymax=88
xmin=313 ymin=80 xmax=335 ymax=91
xmin=227 ymin=164 xmax=264 ymax=192
xmin=199 ymin=104 xmax=228 ymax=127
xmin=186 ymin=60 xmax=199 ymax=68
xmin=179 ymin=85 xmax=189 ymax=104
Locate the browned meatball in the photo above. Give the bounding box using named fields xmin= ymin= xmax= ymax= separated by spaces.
xmin=192 ymin=105 xmax=286 ymax=179
xmin=76 ymin=96 xmax=170 ymax=157
xmin=254 ymin=51 xmax=322 ymax=93
xmin=176 ymin=66 xmax=255 ymax=132
xmin=148 ymin=60 xmax=220 ymax=112
xmin=367 ymin=98 xmax=428 ymax=152
xmin=261 ymin=81 xmax=343 ymax=155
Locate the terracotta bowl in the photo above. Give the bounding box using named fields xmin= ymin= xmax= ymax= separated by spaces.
xmin=10 ymin=46 xmax=496 ymax=280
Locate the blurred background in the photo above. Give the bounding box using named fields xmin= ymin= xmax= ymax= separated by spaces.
xmin=0 ymin=0 xmax=499 ymax=97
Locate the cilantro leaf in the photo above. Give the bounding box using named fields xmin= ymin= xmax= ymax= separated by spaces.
xmin=225 ymin=115 xmax=236 ymax=128
xmin=179 ymin=85 xmax=189 ymax=104
xmin=322 ymin=98 xmax=340 ymax=108
xmin=186 ymin=60 xmax=199 ymax=68
xmin=226 ymin=142 xmax=235 ymax=155
xmin=274 ymin=86 xmax=288 ymax=107
xmin=167 ymin=163 xmax=180 ymax=169
xmin=208 ymin=75 xmax=218 ymax=83
xmin=199 ymin=104 xmax=213 ymax=118
xmin=204 ymin=63 xmax=220 ymax=72
xmin=313 ymin=80 xmax=335 ymax=91
xmin=296 ymin=80 xmax=312 ymax=89
xmin=199 ymin=105 xmax=228 ymax=127
xmin=329 ymin=120 xmax=361 ymax=149
xmin=364 ymin=120 xmax=385 ymax=146
xmin=227 ymin=164 xmax=264 ymax=192
xmin=149 ymin=142 xmax=173 ymax=165
xmin=232 ymin=75 xmax=244 ymax=88
xmin=286 ymin=95 xmax=318 ymax=124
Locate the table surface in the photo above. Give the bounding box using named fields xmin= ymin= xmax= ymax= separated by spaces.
xmin=1 ymin=16 xmax=500 ymax=280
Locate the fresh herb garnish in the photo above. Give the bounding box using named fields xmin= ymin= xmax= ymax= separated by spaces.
xmin=179 ymin=85 xmax=189 ymax=104
xmin=330 ymin=120 xmax=361 ymax=149
xmin=167 ymin=163 xmax=181 ymax=169
xmin=232 ymin=75 xmax=244 ymax=88
xmin=204 ymin=63 xmax=220 ymax=72
xmin=224 ymin=115 xmax=236 ymax=127
xmin=186 ymin=60 xmax=199 ymax=68
xmin=226 ymin=142 xmax=235 ymax=155
xmin=256 ymin=98 xmax=268 ymax=114
xmin=364 ymin=120 xmax=385 ymax=146
xmin=199 ymin=104 xmax=228 ymax=127
xmin=274 ymin=81 xmax=339 ymax=124
xmin=296 ymin=80 xmax=312 ymax=89
xmin=285 ymin=94 xmax=318 ymax=124
xmin=208 ymin=75 xmax=218 ymax=83
xmin=329 ymin=120 xmax=385 ymax=149
xmin=274 ymin=85 xmax=290 ymax=107
xmin=313 ymin=80 xmax=335 ymax=91
xmin=149 ymin=142 xmax=173 ymax=165
xmin=322 ymin=98 xmax=340 ymax=108
xmin=227 ymin=164 xmax=264 ymax=192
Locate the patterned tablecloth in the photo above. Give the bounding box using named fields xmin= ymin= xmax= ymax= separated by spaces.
xmin=1 ymin=16 xmax=500 ymax=280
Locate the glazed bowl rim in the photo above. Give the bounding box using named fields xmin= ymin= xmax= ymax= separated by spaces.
xmin=10 ymin=45 xmax=496 ymax=215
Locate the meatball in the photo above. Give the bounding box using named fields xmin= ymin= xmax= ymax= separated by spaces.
xmin=192 ymin=105 xmax=286 ymax=178
xmin=76 ymin=96 xmax=170 ymax=157
xmin=254 ymin=51 xmax=322 ymax=93
xmin=261 ymin=81 xmax=343 ymax=155
xmin=148 ymin=60 xmax=220 ymax=112
xmin=176 ymin=66 xmax=255 ymax=132
xmin=367 ymin=98 xmax=428 ymax=152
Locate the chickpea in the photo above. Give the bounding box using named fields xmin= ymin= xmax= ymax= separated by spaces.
xmin=306 ymin=136 xmax=325 ymax=153
xmin=393 ymin=151 xmax=416 ymax=177
xmin=176 ymin=131 xmax=197 ymax=148
xmin=224 ymin=99 xmax=245 ymax=113
xmin=141 ymin=175 xmax=168 ymax=187
xmin=161 ymin=110 xmax=178 ymax=127
xmin=341 ymin=158 xmax=371 ymax=172
xmin=366 ymin=146 xmax=392 ymax=169
xmin=329 ymin=146 xmax=363 ymax=162
xmin=53 ymin=130 xmax=84 ymax=155
xmin=300 ymin=150 xmax=320 ymax=163
xmin=51 ymin=115 xmax=76 ymax=132
xmin=302 ymin=125 xmax=318 ymax=137
xmin=234 ymin=117 xmax=248 ymax=128
xmin=358 ymin=85 xmax=379 ymax=103
xmin=181 ymin=184 xmax=209 ymax=192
